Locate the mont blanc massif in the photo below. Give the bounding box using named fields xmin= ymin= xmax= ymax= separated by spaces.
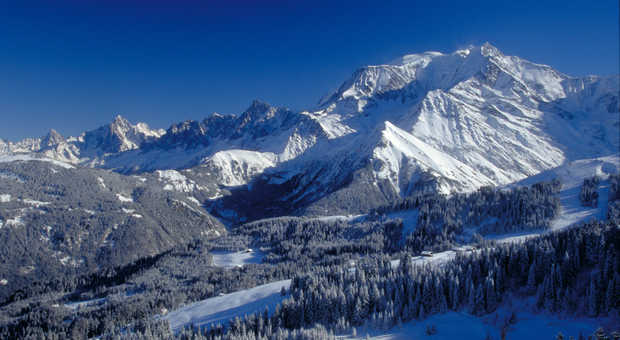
xmin=0 ymin=44 xmax=619 ymax=339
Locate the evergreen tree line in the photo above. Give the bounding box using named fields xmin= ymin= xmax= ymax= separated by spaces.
xmin=0 ymin=179 xmax=617 ymax=339
xmin=195 ymin=219 xmax=618 ymax=340
xmin=580 ymin=176 xmax=601 ymax=208
xmin=374 ymin=180 xmax=561 ymax=236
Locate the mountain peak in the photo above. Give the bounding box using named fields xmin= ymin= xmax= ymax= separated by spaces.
xmin=111 ymin=114 xmax=131 ymax=129
xmin=480 ymin=42 xmax=503 ymax=58
xmin=41 ymin=129 xmax=65 ymax=147
xmin=244 ymin=99 xmax=272 ymax=115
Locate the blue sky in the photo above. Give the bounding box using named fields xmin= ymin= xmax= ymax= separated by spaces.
xmin=1 ymin=0 xmax=618 ymax=141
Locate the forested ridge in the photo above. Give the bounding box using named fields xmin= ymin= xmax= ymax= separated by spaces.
xmin=0 ymin=179 xmax=617 ymax=339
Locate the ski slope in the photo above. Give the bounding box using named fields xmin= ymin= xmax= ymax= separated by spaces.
xmin=163 ymin=279 xmax=291 ymax=333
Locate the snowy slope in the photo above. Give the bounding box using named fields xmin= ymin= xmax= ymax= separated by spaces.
xmin=345 ymin=307 xmax=604 ymax=340
xmin=513 ymin=155 xmax=619 ymax=230
xmin=210 ymin=249 xmax=265 ymax=268
xmin=305 ymin=44 xmax=618 ymax=197
xmin=202 ymin=150 xmax=277 ymax=187
xmin=163 ymin=279 xmax=291 ymax=333
xmin=2 ymin=43 xmax=618 ymax=215
xmin=237 ymin=43 xmax=618 ymax=214
xmin=372 ymin=121 xmax=495 ymax=194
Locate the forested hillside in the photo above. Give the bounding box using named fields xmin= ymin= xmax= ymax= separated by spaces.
xmin=0 ymin=179 xmax=617 ymax=339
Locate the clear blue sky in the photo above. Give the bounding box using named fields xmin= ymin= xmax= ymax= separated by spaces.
xmin=1 ymin=0 xmax=618 ymax=141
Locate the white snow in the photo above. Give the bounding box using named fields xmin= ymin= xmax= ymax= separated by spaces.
xmin=345 ymin=309 xmax=602 ymax=340
xmin=0 ymin=194 xmax=11 ymax=203
xmin=0 ymin=154 xmax=74 ymax=169
xmin=202 ymin=150 xmax=277 ymax=187
xmin=97 ymin=177 xmax=106 ymax=189
xmin=21 ymin=199 xmax=51 ymax=207
xmin=187 ymin=196 xmax=201 ymax=206
xmin=512 ymin=155 xmax=619 ymax=231
xmin=59 ymin=256 xmax=83 ymax=267
xmin=116 ymin=193 xmax=133 ymax=203
xmin=389 ymin=246 xmax=474 ymax=270
xmin=2 ymin=45 xmax=613 ymax=209
xmin=0 ymin=44 xmax=616 ymax=220
xmin=312 ymin=214 xmax=365 ymax=223
xmin=373 ymin=121 xmax=495 ymax=194
xmin=210 ymin=250 xmax=264 ymax=268
xmin=5 ymin=215 xmax=24 ymax=227
xmin=163 ymin=279 xmax=291 ymax=333
xmin=157 ymin=170 xmax=204 ymax=192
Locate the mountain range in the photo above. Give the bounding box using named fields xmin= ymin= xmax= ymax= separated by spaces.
xmin=0 ymin=42 xmax=619 ymax=338
xmin=2 ymin=43 xmax=617 ymax=222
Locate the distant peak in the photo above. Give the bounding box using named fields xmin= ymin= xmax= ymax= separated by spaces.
xmin=112 ymin=114 xmax=130 ymax=126
xmin=480 ymin=42 xmax=503 ymax=58
xmin=47 ymin=128 xmax=61 ymax=137
xmin=42 ymin=128 xmax=65 ymax=147
xmin=246 ymin=99 xmax=271 ymax=112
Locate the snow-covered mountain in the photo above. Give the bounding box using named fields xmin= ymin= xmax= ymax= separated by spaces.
xmin=0 ymin=115 xmax=165 ymax=164
xmin=2 ymin=43 xmax=618 ymax=219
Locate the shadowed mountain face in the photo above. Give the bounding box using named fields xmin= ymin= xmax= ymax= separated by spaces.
xmin=1 ymin=43 xmax=618 ymax=223
xmin=0 ymin=160 xmax=225 ymax=300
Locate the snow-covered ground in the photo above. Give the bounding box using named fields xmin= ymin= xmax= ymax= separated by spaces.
xmin=312 ymin=214 xmax=366 ymax=223
xmin=162 ymin=279 xmax=291 ymax=333
xmin=0 ymin=154 xmax=74 ymax=169
xmin=210 ymin=249 xmax=265 ymax=268
xmin=386 ymin=210 xmax=419 ymax=237
xmin=528 ymin=156 xmax=617 ymax=230
xmin=344 ymin=309 xmax=604 ymax=340
xmin=490 ymin=155 xmax=620 ymax=244
xmin=389 ymin=245 xmax=475 ymax=270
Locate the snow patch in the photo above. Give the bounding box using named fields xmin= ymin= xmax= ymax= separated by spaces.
xmin=21 ymin=199 xmax=51 ymax=207
xmin=157 ymin=170 xmax=204 ymax=192
xmin=116 ymin=193 xmax=133 ymax=203
xmin=187 ymin=196 xmax=201 ymax=206
xmin=210 ymin=250 xmax=264 ymax=268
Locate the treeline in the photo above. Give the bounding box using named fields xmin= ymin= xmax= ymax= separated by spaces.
xmin=374 ymin=180 xmax=561 ymax=236
xmin=0 ymin=240 xmax=300 ymax=339
xmin=231 ymin=217 xmax=402 ymax=265
xmin=608 ymin=175 xmax=620 ymax=223
xmin=1 ymin=179 xmax=617 ymax=339
xmin=580 ymin=176 xmax=600 ymax=207
xmin=194 ymin=219 xmax=618 ymax=340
